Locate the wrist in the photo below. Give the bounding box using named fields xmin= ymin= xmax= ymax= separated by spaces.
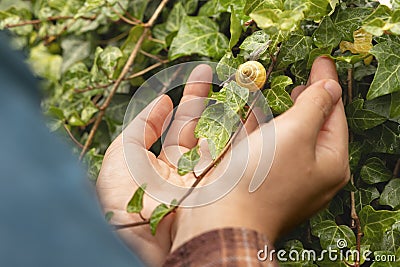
xmin=170 ymin=194 xmax=279 ymax=251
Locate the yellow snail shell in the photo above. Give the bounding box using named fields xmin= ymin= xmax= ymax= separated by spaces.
xmin=235 ymin=61 xmax=266 ymax=92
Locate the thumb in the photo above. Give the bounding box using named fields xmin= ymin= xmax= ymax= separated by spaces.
xmin=288 ymin=79 xmax=342 ymax=141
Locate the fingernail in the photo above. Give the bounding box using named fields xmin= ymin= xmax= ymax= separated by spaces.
xmin=323 ymin=80 xmax=342 ymax=102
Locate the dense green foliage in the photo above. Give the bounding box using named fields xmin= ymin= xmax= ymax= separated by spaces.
xmin=1 ymin=0 xmax=400 ymax=265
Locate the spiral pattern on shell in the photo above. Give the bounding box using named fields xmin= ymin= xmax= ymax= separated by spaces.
xmin=235 ymin=61 xmax=266 ymax=92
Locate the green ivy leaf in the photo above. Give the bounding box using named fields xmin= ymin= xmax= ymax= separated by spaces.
xmin=366 ymin=123 xmax=400 ymax=154
xmin=211 ymin=81 xmax=249 ymax=113
xmin=250 ymin=8 xmax=304 ymax=34
xmin=265 ymin=75 xmax=293 ymax=114
xmin=105 ymin=211 xmax=114 ymax=222
xmin=130 ymin=0 xmax=148 ymax=21
xmin=150 ymin=203 xmax=173 ymax=235
xmin=28 ymin=44 xmax=62 ymax=82
xmin=311 ymin=220 xmax=356 ymax=249
xmin=216 ymin=52 xmax=245 ymax=81
xmin=180 ymin=0 xmax=198 ymax=14
xmin=380 ymin=179 xmax=400 ymax=209
xmin=346 ymin=98 xmax=387 ymax=131
xmin=239 ymin=30 xmax=270 ymax=61
xmin=332 ymin=7 xmax=372 ymax=41
xmin=349 ymin=141 xmax=364 ymax=173
xmin=127 ymin=184 xmax=147 ymax=213
xmin=367 ymin=41 xmax=400 ymax=100
xmin=360 ymin=205 xmax=400 ymax=252
xmin=98 ymin=46 xmax=123 ymax=79
xmin=166 ymin=2 xmax=186 ymax=33
xmin=360 ymin=157 xmax=392 ymax=184
xmin=194 ymin=103 xmax=239 ymax=159
xmin=355 ymin=186 xmax=380 ymax=212
xmin=169 ymin=16 xmax=229 ymax=60
xmin=312 ymin=16 xmax=340 ymax=48
xmin=390 ymin=91 xmax=400 ymax=122
xmin=362 ymin=5 xmax=391 ymax=36
xmin=177 ymin=146 xmax=200 ymax=176
xmin=243 ymin=0 xmax=283 ymax=15
xmin=277 ymin=34 xmax=313 ymax=68
xmin=229 ymin=7 xmax=241 ymax=49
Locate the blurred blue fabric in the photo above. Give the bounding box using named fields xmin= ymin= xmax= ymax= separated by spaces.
xmin=0 ymin=33 xmax=144 ymax=267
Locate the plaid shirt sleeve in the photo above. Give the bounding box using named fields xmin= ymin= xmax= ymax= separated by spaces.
xmin=163 ymin=228 xmax=278 ymax=267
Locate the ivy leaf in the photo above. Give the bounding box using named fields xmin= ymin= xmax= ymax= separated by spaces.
xmin=360 ymin=157 xmax=392 ymax=184
xmin=346 ymin=98 xmax=387 ymax=131
xmin=211 ymin=81 xmax=249 ymax=113
xmin=166 ymin=2 xmax=186 ymax=33
xmin=177 ymin=146 xmax=200 ymax=176
xmin=105 ymin=211 xmax=114 ymax=222
xmin=229 ymin=8 xmax=242 ymax=49
xmin=28 ymin=44 xmax=62 ymax=82
xmin=366 ymin=123 xmax=400 ymax=154
xmin=194 ymin=103 xmax=239 ymax=159
xmin=265 ymin=75 xmax=293 ymax=114
xmin=250 ymin=8 xmax=304 ymax=34
xmin=216 ymin=52 xmax=245 ymax=81
xmin=362 ymin=4 xmax=391 ymax=36
xmin=97 ymin=46 xmax=123 ymax=79
xmin=60 ymin=37 xmax=91 ymax=73
xmin=311 ymin=220 xmax=356 ymax=249
xmin=349 ymin=141 xmax=364 ymax=173
xmin=180 ymin=0 xmax=198 ymax=14
xmin=243 ymin=0 xmax=283 ymax=15
xmin=332 ymin=7 xmax=372 ymax=41
xmin=130 ymin=0 xmax=148 ymax=21
xmin=312 ymin=16 xmax=340 ymax=48
xmin=277 ymin=34 xmax=313 ymax=68
xmin=150 ymin=203 xmax=174 ymax=235
xmin=169 ymin=16 xmax=229 ymax=60
xmin=360 ymin=205 xmax=400 ymax=252
xmin=127 ymin=184 xmax=147 ymax=213
xmin=390 ymin=91 xmax=400 ymax=122
xmin=367 ymin=41 xmax=400 ymax=100
xmin=380 ymin=179 xmax=400 ymax=209
xmin=239 ymin=30 xmax=270 ymax=61
xmin=355 ymin=186 xmax=380 ymax=212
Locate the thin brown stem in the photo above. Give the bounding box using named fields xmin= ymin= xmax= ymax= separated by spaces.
xmin=160 ymin=65 xmax=183 ymax=94
xmin=116 ymin=1 xmax=142 ymax=23
xmin=4 ymin=15 xmax=96 ymax=29
xmin=140 ymin=50 xmax=166 ymax=62
xmin=144 ymin=0 xmax=169 ymax=28
xmin=74 ymin=83 xmax=113 ymax=93
xmin=350 ymin=174 xmax=362 ymax=267
xmin=394 ymin=158 xmax=400 ymax=177
xmin=79 ymin=0 xmax=170 ymax=160
xmin=113 ymin=220 xmax=150 ymax=230
xmin=110 ymin=5 xmax=139 ymax=25
xmin=127 ymin=61 xmax=167 ymax=79
xmin=347 ymin=68 xmax=353 ymax=104
xmin=63 ymin=124 xmax=84 ymax=148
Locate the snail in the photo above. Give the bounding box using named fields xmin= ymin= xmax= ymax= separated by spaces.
xmin=220 ymin=40 xmax=270 ymax=91
xmin=235 ymin=61 xmax=266 ymax=92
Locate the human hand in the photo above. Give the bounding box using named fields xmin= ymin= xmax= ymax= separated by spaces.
xmin=96 ymin=65 xmax=213 ymax=266
xmin=171 ymin=56 xmax=350 ymax=251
